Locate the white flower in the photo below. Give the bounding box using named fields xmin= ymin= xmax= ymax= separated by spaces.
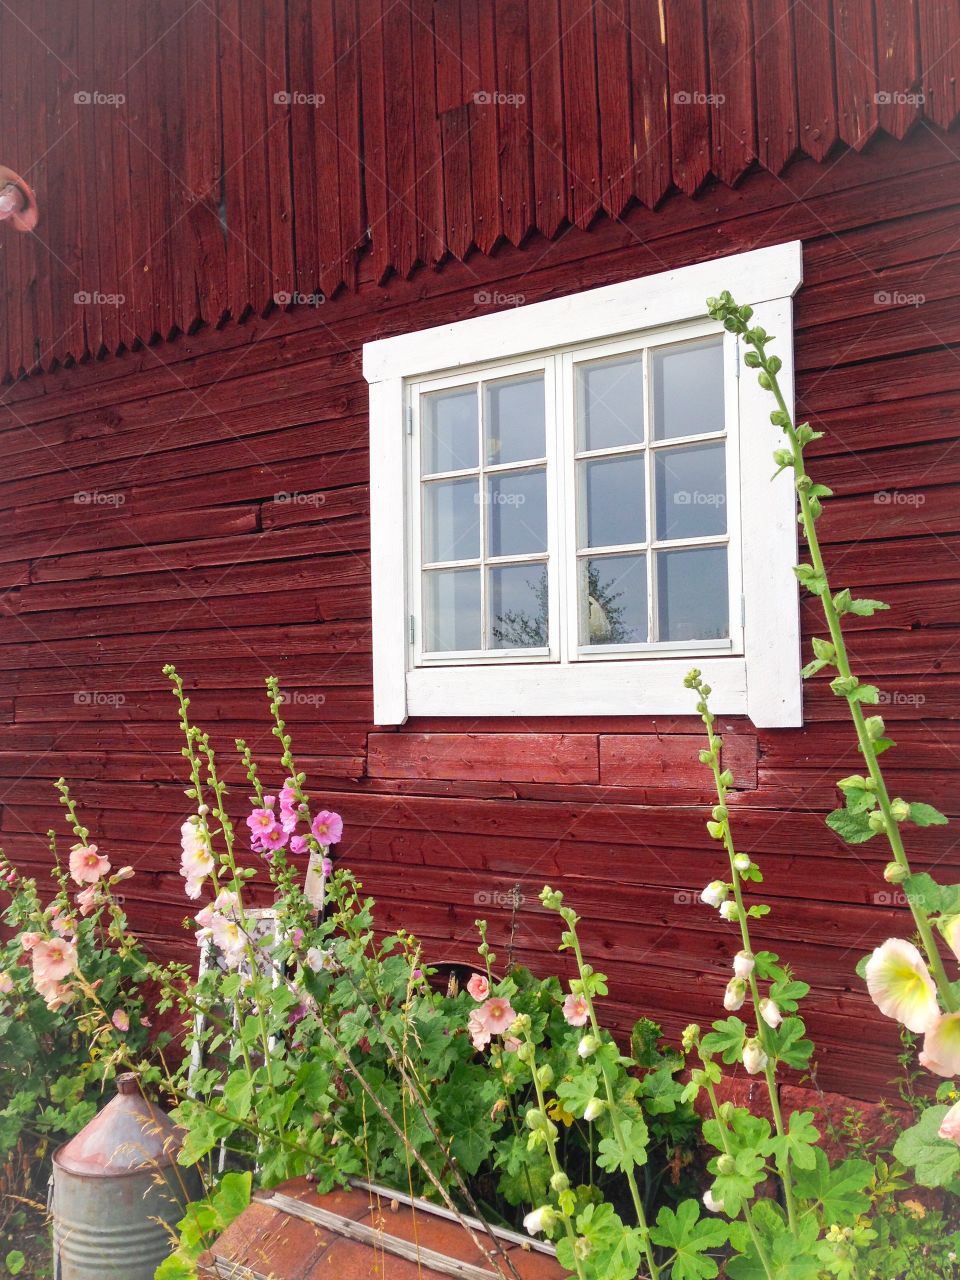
xmin=719 ymin=901 xmax=740 ymax=922
xmin=742 ymin=1038 xmax=768 ymax=1075
xmin=701 ymin=881 xmax=728 ymax=908
xmin=210 ymin=916 xmax=246 ymax=968
xmin=921 ymin=1013 xmax=960 ymax=1078
xmin=733 ymin=950 xmax=754 ymax=979
xmin=723 ymin=978 xmax=746 ymax=1012
xmin=941 ymin=916 xmax=960 ymax=963
xmin=759 ymin=999 xmax=782 ymax=1028
xmin=578 ymin=1035 xmax=599 ymax=1059
xmin=702 ymin=1188 xmax=725 ymax=1214
xmin=523 ymin=1206 xmax=556 ymax=1236
xmin=306 ymin=946 xmax=333 ymax=973
xmin=865 ymin=938 xmax=939 ymax=1034
xmin=733 ymin=854 xmax=751 ymax=873
xmin=583 ymin=1097 xmax=605 ymax=1122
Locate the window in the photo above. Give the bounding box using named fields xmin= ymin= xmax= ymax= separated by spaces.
xmin=364 ymin=241 xmax=803 ymax=727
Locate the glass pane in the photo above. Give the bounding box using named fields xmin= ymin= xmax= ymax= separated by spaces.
xmin=486 ymin=375 xmax=546 ymax=465
xmin=655 ymin=443 xmax=726 ymax=540
xmin=577 ymin=355 xmax=645 ymax=451
xmin=487 ymin=468 xmax=547 ymax=557
xmin=488 ymin=563 xmax=549 ymax=649
xmin=581 ymin=554 xmax=647 ymax=646
xmin=582 ymin=455 xmax=646 ymax=548
xmin=424 ymin=568 xmax=481 ymax=651
xmin=652 ymin=339 xmax=724 ymax=440
xmin=424 ymin=478 xmax=480 ymax=562
xmin=657 ymin=546 xmax=729 ymax=641
xmin=422 ymin=386 xmax=478 ymax=473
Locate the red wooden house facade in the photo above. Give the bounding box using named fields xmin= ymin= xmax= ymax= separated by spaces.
xmin=1 ymin=0 xmax=960 ymax=1099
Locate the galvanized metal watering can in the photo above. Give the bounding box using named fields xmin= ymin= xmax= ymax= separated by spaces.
xmin=50 ymin=1072 xmax=201 ymax=1279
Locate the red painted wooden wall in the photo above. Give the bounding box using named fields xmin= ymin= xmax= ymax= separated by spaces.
xmin=1 ymin=0 xmax=959 ymax=382
xmin=1 ymin=3 xmax=959 ymax=1100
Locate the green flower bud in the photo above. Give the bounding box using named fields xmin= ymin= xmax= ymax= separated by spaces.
xmin=718 ymin=1101 xmax=735 ymax=1122
xmin=883 ymin=862 xmax=908 ymax=885
xmin=550 ymin=1170 xmax=570 ymax=1194
xmin=868 ymin=811 xmax=888 ymax=833
xmin=890 ymin=798 xmax=911 ymax=823
xmin=525 ymin=1107 xmax=547 ymax=1131
xmin=578 ymin=1034 xmax=600 ymax=1059
xmin=536 ymin=1063 xmax=554 ymax=1089
xmin=717 ymin=1153 xmax=736 ymax=1175
xmin=681 ymin=1023 xmax=700 ymax=1052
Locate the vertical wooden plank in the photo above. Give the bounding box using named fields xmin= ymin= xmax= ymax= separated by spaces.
xmin=750 ymin=0 xmax=798 ymax=173
xmin=238 ymin=0 xmax=272 ymax=313
xmin=595 ymin=0 xmax=633 ymax=218
xmin=833 ymin=0 xmax=879 ymax=148
xmin=310 ymin=0 xmax=343 ymax=297
xmin=493 ymin=0 xmax=533 ymax=244
xmin=665 ymin=0 xmax=711 ymax=196
xmin=162 ymin=0 xmax=194 ymax=337
xmin=15 ymin=0 xmax=41 ymax=370
xmin=123 ymin=0 xmax=159 ymax=340
xmin=334 ymin=0 xmax=364 ymax=288
xmin=876 ymin=0 xmax=919 ymax=139
xmin=74 ymin=0 xmax=102 ymax=356
xmin=410 ymin=0 xmax=445 ymax=266
xmin=918 ymin=0 xmax=960 ymax=129
xmin=382 ymin=0 xmax=418 ymax=276
xmin=109 ymin=0 xmax=137 ymax=351
xmin=0 ymin=7 xmax=11 ymax=379
xmin=793 ymin=0 xmax=838 ymax=161
xmin=287 ymin=0 xmax=320 ymax=302
xmin=359 ymin=0 xmax=391 ymax=282
xmin=143 ymin=0 xmax=177 ymax=338
xmin=440 ymin=106 xmax=474 ymax=261
xmin=181 ymin=0 xmax=228 ymax=327
xmin=559 ymin=0 xmax=601 ymax=226
xmin=528 ymin=0 xmax=565 ymax=236
xmin=434 ymin=0 xmax=463 ymax=113
xmin=469 ymin=0 xmax=501 ymax=253
xmin=707 ymin=0 xmax=756 ymax=186
xmin=218 ymin=0 xmax=247 ymax=319
xmin=628 ymin=0 xmax=670 ymax=208
xmin=264 ymin=0 xmax=294 ymax=306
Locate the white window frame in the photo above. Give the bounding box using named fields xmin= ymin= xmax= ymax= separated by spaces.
xmin=363 ymin=240 xmax=803 ymax=728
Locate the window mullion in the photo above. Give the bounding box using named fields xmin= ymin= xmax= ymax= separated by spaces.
xmin=643 ymin=346 xmax=657 ymax=645
xmin=477 ymin=382 xmax=487 ymax=651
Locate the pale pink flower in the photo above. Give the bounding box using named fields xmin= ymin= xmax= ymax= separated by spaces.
xmin=255 ymin=824 xmax=289 ymax=854
xmin=246 ymin=807 xmax=278 ymax=840
xmin=210 ymin=916 xmax=246 ymax=968
xmin=289 ymin=835 xmax=308 ymax=856
xmin=32 ymin=937 xmax=77 ymax=984
xmin=69 ymin=843 xmax=110 ymax=886
xmin=563 ymin=993 xmax=589 ymax=1027
xmin=468 ymin=1008 xmax=492 ymax=1051
xmin=939 ymin=1099 xmax=960 ymax=1144
xmin=180 ymin=823 xmax=214 ymax=897
xmin=279 ymin=782 xmax=300 ymax=833
xmin=112 ymin=1008 xmax=130 ymax=1032
xmin=36 ymin=977 xmax=74 ymax=1011
xmin=76 ymin=885 xmax=99 ymax=917
xmin=311 ymin=810 xmax=343 ymax=845
xmin=467 ymin=973 xmax=489 ymax=1001
xmin=0 ymin=972 xmax=13 ymax=995
xmin=19 ymin=931 xmax=41 ymax=952
xmin=478 ymin=996 xmax=516 ymax=1036
xmin=921 ymin=1012 xmax=960 ymax=1078
xmin=866 ymin=938 xmax=939 ymax=1034
xmin=112 ymin=866 xmax=135 ymax=882
xmin=51 ymin=911 xmax=76 ymax=936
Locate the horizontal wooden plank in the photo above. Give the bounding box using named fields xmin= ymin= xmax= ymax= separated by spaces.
xmin=368 ymin=732 xmax=599 ymax=784
xmin=599 ymin=734 xmax=758 ymax=789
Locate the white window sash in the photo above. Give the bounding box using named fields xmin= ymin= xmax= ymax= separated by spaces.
xmin=365 ymin=241 xmax=803 ymax=728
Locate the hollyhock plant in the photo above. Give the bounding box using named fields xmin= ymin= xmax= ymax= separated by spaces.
xmin=0 ymin=971 xmax=13 ymax=995
xmin=466 ymin=972 xmax=489 ymax=1001
xmin=68 ymin=842 xmax=110 ymax=885
xmin=468 ymin=1008 xmax=492 ymax=1051
xmin=32 ymin=936 xmax=77 ymax=984
xmin=938 ymin=1099 xmax=960 ymax=1144
xmin=865 ymin=938 xmax=940 ymax=1034
xmin=920 ymin=1013 xmax=960 ymax=1078
xmin=477 ymin=996 xmax=516 ymax=1037
xmin=311 ymin=810 xmax=343 ymax=846
xmin=112 ymin=1008 xmax=130 ymax=1032
xmin=246 ymin=806 xmax=279 ymax=843
xmin=76 ymin=885 xmax=99 ymax=916
xmin=562 ymin=992 xmax=589 ymax=1026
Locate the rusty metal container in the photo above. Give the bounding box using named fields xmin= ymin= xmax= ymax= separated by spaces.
xmin=199 ymin=1178 xmax=566 ymax=1279
xmin=51 ymin=1072 xmax=201 ymax=1279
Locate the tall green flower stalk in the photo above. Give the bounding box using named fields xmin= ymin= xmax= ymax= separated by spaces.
xmin=704 ymin=291 xmax=954 ymax=1015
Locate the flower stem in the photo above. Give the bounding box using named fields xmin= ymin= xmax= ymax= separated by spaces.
xmin=703 ymin=1077 xmax=775 ymax=1280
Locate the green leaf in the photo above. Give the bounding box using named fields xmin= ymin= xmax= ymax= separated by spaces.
xmin=596 ymin=1116 xmax=649 ymax=1173
xmin=154 ymin=1254 xmax=197 ymax=1280
xmin=793 ymin=1149 xmax=872 ymax=1219
xmin=847 ymin=598 xmax=889 ymax=617
xmin=771 ymin=1017 xmax=814 ymax=1070
xmin=222 ymin=1071 xmax=254 ymax=1124
xmin=556 ymin=1069 xmax=600 ymax=1118
xmin=211 ymin=1170 xmax=251 ymax=1227
xmin=650 ymin=1200 xmax=728 ymax=1280
xmin=851 ymin=684 xmax=880 ymax=704
xmin=4 ymin=1252 xmax=25 ymax=1277
xmin=701 ymin=1017 xmax=747 ymax=1064
xmin=909 ymin=802 xmax=948 ymax=828
xmin=893 ymin=1106 xmax=960 ymax=1188
xmin=768 ymin=1110 xmax=819 ymax=1171
xmin=904 ymin=872 xmax=944 ymax=914
xmin=825 ymin=807 xmax=877 ymax=844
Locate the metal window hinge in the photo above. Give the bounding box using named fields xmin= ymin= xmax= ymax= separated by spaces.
xmin=404 ymin=404 xmax=413 ymax=435
xmin=741 ymin=594 xmax=746 ymax=627
xmin=408 ymin=614 xmax=415 ymax=644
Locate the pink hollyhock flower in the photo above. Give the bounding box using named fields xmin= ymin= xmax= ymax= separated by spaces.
xmin=32 ymin=937 xmax=77 ymax=984
xmin=291 ymin=928 xmax=304 ymax=947
xmin=921 ymin=1012 xmax=960 ymax=1078
xmin=210 ymin=916 xmax=246 ymax=968
xmin=289 ymin=835 xmax=308 ymax=855
xmin=311 ymin=810 xmax=343 ymax=845
xmin=563 ymin=993 xmax=590 ymax=1027
xmin=468 ymin=1008 xmax=492 ymax=1051
xmin=76 ymin=885 xmax=99 ymax=917
xmin=36 ymin=978 xmax=74 ymax=1011
xmin=255 ymin=825 xmax=289 ymax=854
xmin=112 ymin=1009 xmax=130 ymax=1032
xmin=69 ymin=843 xmax=110 ymax=886
xmin=866 ymin=938 xmax=939 ymax=1034
xmin=246 ymin=807 xmax=279 ymax=841
xmin=112 ymin=866 xmax=135 ymax=882
xmin=279 ymin=782 xmax=300 ymax=833
xmin=51 ymin=911 xmax=76 ymax=937
xmin=0 ymin=972 xmax=13 ymax=995
xmin=467 ymin=973 xmax=489 ymax=1001
xmin=939 ymin=1099 xmax=960 ymax=1144
xmin=180 ymin=822 xmax=214 ymax=897
xmin=19 ymin=931 xmax=41 ymax=952
xmin=478 ymin=996 xmax=517 ymax=1036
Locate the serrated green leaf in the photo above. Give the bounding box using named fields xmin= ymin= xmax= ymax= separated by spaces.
xmin=700 ymin=1017 xmax=747 ymax=1064
xmin=825 ymin=807 xmax=877 ymax=844
xmin=793 ymin=1149 xmax=872 ymax=1219
xmin=650 ymin=1200 xmax=728 ymax=1280
xmin=893 ymin=1106 xmax=960 ymax=1188
xmin=909 ymin=801 xmax=948 ymax=828
xmin=847 ymin=598 xmax=889 ymax=617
